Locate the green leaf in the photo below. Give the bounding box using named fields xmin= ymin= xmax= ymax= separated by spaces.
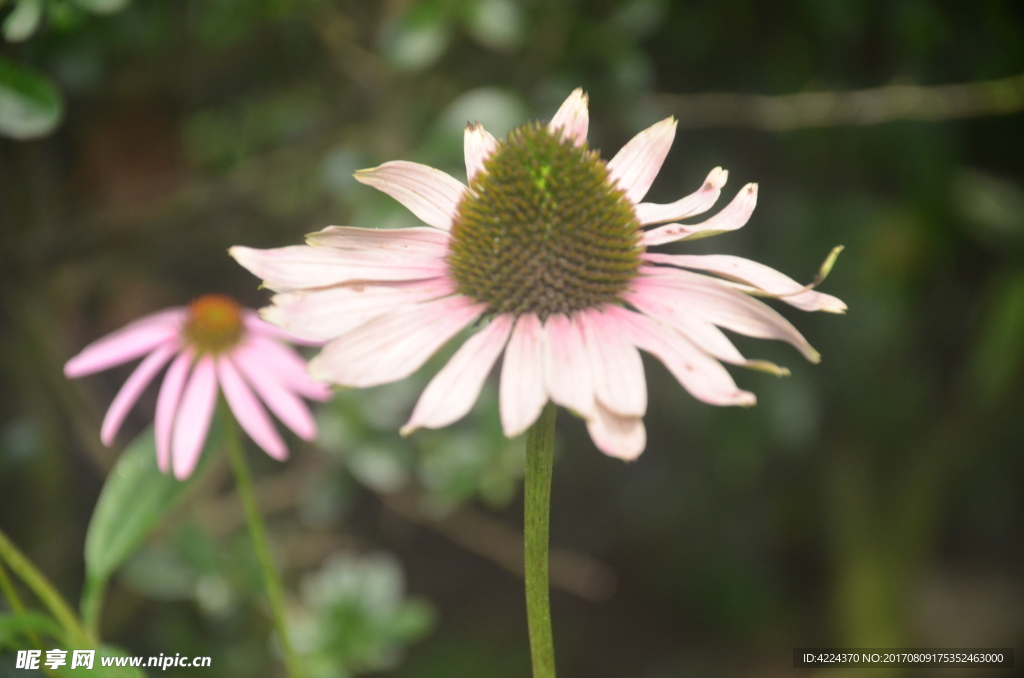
xmin=70 ymin=0 xmax=130 ymax=14
xmin=0 ymin=57 xmax=63 ymax=139
xmin=2 ymin=0 xmax=42 ymax=42
xmin=0 ymin=611 xmax=66 ymax=648
xmin=81 ymin=418 xmax=222 ymax=628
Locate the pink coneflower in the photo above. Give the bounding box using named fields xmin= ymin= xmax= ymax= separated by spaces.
xmin=64 ymin=294 xmax=332 ymax=479
xmin=230 ymin=89 xmax=845 ymax=461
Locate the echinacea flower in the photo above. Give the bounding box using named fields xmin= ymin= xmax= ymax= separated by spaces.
xmin=64 ymin=295 xmax=332 ymax=479
xmin=230 ymin=89 xmax=845 ymax=461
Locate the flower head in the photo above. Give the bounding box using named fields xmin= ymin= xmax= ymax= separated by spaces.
xmin=230 ymin=89 xmax=845 ymax=461
xmin=64 ymin=294 xmax=332 ymax=479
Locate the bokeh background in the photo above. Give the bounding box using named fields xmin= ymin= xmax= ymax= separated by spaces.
xmin=2 ymin=0 xmax=1024 ymax=676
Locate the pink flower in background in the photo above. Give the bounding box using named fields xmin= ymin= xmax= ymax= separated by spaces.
xmin=231 ymin=88 xmax=845 ymax=461
xmin=65 ymin=295 xmax=332 ymax=479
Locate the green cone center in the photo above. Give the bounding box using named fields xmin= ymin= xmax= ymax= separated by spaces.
xmin=446 ymin=122 xmax=642 ymax=319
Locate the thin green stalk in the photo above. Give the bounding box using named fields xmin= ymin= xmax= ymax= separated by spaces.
xmin=223 ymin=412 xmax=302 ymax=678
xmin=524 ymin=402 xmax=557 ymax=678
xmin=0 ymin=528 xmax=90 ymax=646
xmin=0 ymin=560 xmax=61 ymax=677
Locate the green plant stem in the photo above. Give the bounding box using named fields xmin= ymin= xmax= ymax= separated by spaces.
xmin=223 ymin=412 xmax=302 ymax=678
xmin=0 ymin=528 xmax=90 ymax=646
xmin=524 ymin=402 xmax=557 ymax=678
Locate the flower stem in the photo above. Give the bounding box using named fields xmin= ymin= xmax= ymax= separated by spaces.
xmin=0 ymin=528 xmax=90 ymax=646
xmin=223 ymin=413 xmax=302 ymax=678
xmin=524 ymin=402 xmax=557 ymax=678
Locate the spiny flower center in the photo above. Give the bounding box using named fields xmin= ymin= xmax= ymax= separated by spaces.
xmin=446 ymin=122 xmax=642 ymax=319
xmin=184 ymin=294 xmax=244 ymax=354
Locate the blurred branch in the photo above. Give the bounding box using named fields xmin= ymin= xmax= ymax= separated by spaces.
xmin=654 ymin=71 xmax=1024 ymax=130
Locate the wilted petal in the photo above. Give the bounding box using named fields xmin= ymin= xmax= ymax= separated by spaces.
xmin=100 ymin=342 xmax=178 ymax=446
xmin=218 ymin=357 xmax=287 ymax=461
xmin=310 ymin=296 xmax=486 ymax=388
xmin=64 ymin=309 xmax=185 ymax=378
xmin=402 ymin=313 xmax=514 ymax=435
xmin=548 ymin=88 xmax=589 ymax=146
xmin=606 ymin=117 xmax=677 ymax=205
xmin=229 ymin=245 xmax=445 ymax=292
xmin=241 ymin=336 xmax=332 ymax=401
xmin=156 ymin=351 xmax=193 ymax=473
xmin=642 ymin=183 xmax=758 ymax=246
xmin=578 ymin=308 xmax=646 ymax=417
xmin=636 ymin=167 xmax=728 ymax=225
xmin=606 ymin=306 xmax=757 ymax=407
xmin=233 ymin=345 xmax=318 ymax=441
xmin=305 ymin=226 xmax=450 ymax=255
xmin=542 ymin=313 xmax=595 ymax=418
xmin=586 ymin=401 xmax=646 ymax=461
xmin=464 ymin=123 xmax=499 ymax=182
xmin=499 ymin=313 xmax=547 ymax=437
xmin=172 ymin=355 xmax=218 ymax=480
xmin=354 ymin=161 xmax=466 ymax=231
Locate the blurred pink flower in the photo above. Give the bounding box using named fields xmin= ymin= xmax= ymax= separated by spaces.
xmin=231 ymin=89 xmax=845 ymax=461
xmin=65 ymin=295 xmax=332 ymax=479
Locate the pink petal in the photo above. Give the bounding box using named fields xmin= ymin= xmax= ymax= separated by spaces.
xmin=636 ymin=167 xmax=728 ymax=225
xmin=156 ymin=350 xmax=193 ymax=473
xmin=218 ymin=357 xmax=287 ymax=461
xmin=585 ymin=401 xmax=646 ymax=461
xmin=229 ymin=245 xmax=446 ymax=293
xmin=171 ymin=355 xmax=218 ymax=480
xmin=645 ymin=253 xmax=847 ymax=314
xmin=548 ymin=88 xmax=589 ymax=146
xmin=309 ymin=296 xmax=486 ymax=388
xmin=577 ymin=309 xmax=647 ymax=417
xmin=243 ymin=312 xmax=322 ymax=346
xmin=305 ymin=226 xmax=450 ymax=255
xmin=642 ymin=183 xmax=757 ymax=246
xmin=541 ymin=313 xmax=595 ymax=418
xmin=606 ymin=306 xmax=756 ymax=407
xmin=499 ymin=313 xmax=548 ymax=437
xmin=353 ymin=161 xmax=466 ymax=231
xmin=64 ymin=309 xmax=185 ymax=378
xmin=401 ymin=313 xmax=514 ymax=435
xmin=261 ymin=277 xmax=456 ymax=342
xmin=233 ymin=346 xmax=318 ymax=441
xmin=605 ymin=117 xmax=677 ymax=205
xmin=100 ymin=342 xmax=178 ymax=446
xmin=241 ymin=336 xmax=332 ymax=401
xmin=637 ymin=269 xmax=820 ymax=362
xmin=464 ymin=122 xmax=499 ymax=182
xmin=625 ymin=288 xmax=790 ymax=376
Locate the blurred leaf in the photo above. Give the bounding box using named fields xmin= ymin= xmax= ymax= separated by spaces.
xmin=0 ymin=612 xmax=66 ymax=648
xmin=967 ymin=269 xmax=1024 ymax=402
xmin=464 ymin=0 xmax=523 ymax=51
xmin=953 ymin=168 xmax=1024 ymax=246
xmin=0 ymin=57 xmax=63 ymax=139
xmin=380 ymin=4 xmax=452 ymax=72
xmin=2 ymin=0 xmax=42 ymax=42
xmin=71 ymin=0 xmax=130 ymax=15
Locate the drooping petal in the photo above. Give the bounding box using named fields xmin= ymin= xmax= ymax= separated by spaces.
xmin=637 ymin=269 xmax=820 ymax=362
xmin=586 ymin=401 xmax=646 ymax=461
xmin=402 ymin=313 xmax=515 ymax=435
xmin=625 ymin=288 xmax=790 ymax=376
xmin=606 ymin=306 xmax=757 ymax=407
xmin=353 ymin=161 xmax=466 ymax=231
xmin=243 ymin=312 xmax=323 ymax=346
xmin=577 ymin=308 xmax=647 ymax=417
xmin=548 ymin=88 xmax=589 ymax=146
xmin=64 ymin=309 xmax=185 ymax=378
xmin=261 ymin=278 xmax=456 ymax=341
xmin=645 ymin=252 xmax=847 ymax=313
xmin=233 ymin=345 xmax=318 ymax=441
xmin=642 ymin=183 xmax=758 ymax=246
xmin=218 ymin=356 xmax=287 ymax=461
xmin=464 ymin=123 xmax=499 ymax=182
xmin=229 ymin=245 xmax=446 ymax=292
xmin=171 ymin=355 xmax=218 ymax=480
xmin=100 ymin=342 xmax=178 ymax=446
xmin=309 ymin=296 xmax=486 ymax=388
xmin=606 ymin=117 xmax=677 ymax=205
xmin=305 ymin=226 xmax=450 ymax=255
xmin=499 ymin=313 xmax=547 ymax=437
xmin=541 ymin=313 xmax=595 ymax=418
xmin=240 ymin=335 xmax=332 ymax=401
xmin=636 ymin=167 xmax=728 ymax=225
xmin=156 ymin=350 xmax=193 ymax=473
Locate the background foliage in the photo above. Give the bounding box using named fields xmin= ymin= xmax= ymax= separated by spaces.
xmin=1 ymin=0 xmax=1023 ymax=676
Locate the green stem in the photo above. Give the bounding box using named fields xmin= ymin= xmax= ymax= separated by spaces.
xmin=0 ymin=528 xmax=90 ymax=646
xmin=524 ymin=402 xmax=557 ymax=678
xmin=0 ymin=561 xmax=61 ymax=678
xmin=223 ymin=412 xmax=302 ymax=678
